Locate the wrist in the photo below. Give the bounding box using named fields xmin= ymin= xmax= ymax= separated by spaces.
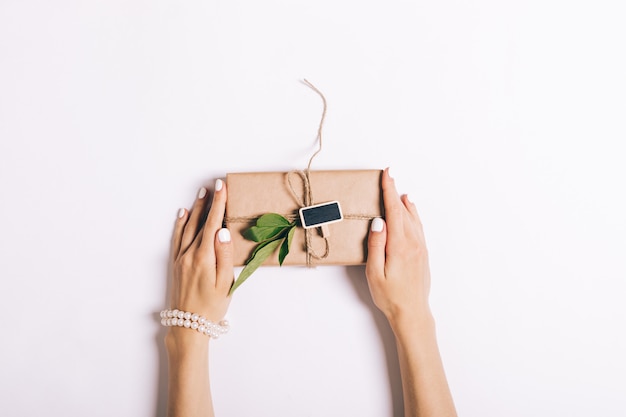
xmin=386 ymin=307 xmax=436 ymax=337
xmin=165 ymin=327 xmax=210 ymax=359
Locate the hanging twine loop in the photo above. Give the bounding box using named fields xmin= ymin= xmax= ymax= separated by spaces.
xmin=224 ymin=79 xmax=381 ymax=266
xmin=287 ymin=79 xmax=330 ymax=266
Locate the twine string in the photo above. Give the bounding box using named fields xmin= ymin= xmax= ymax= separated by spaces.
xmin=287 ymin=79 xmax=331 ymax=266
xmin=226 ymin=213 xmax=377 ymax=224
xmin=301 ymin=79 xmax=327 ymax=173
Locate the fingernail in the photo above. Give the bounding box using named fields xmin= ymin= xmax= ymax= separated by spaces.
xmin=218 ymin=228 xmax=231 ymax=243
xmin=197 ymin=187 xmax=207 ymax=199
xmin=386 ymin=167 xmax=392 ymax=179
xmin=177 ymin=208 xmax=186 ymax=218
xmin=371 ymin=217 xmax=384 ymax=232
xmin=215 ymin=179 xmax=223 ymax=191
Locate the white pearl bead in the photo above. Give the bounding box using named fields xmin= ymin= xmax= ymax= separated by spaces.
xmin=160 ymin=309 xmax=229 ymax=338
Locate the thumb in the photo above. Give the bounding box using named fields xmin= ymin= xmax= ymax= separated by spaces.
xmin=215 ymin=228 xmax=235 ymax=292
xmin=365 ymin=217 xmax=387 ymax=280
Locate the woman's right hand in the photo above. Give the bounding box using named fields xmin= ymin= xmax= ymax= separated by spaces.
xmin=167 ymin=179 xmax=234 ymax=351
xmin=365 ymin=168 xmax=433 ymax=328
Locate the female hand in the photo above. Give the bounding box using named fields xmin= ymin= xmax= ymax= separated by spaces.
xmin=169 ymin=179 xmax=234 ymax=328
xmin=365 ymin=168 xmax=432 ymax=328
xmin=366 ymin=169 xmax=457 ymax=417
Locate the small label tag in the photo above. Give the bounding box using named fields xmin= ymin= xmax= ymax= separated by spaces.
xmin=299 ymin=201 xmax=343 ymax=230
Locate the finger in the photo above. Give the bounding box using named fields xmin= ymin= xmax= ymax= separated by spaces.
xmin=401 ymin=194 xmax=425 ymax=238
xmin=197 ymin=179 xmax=227 ymax=270
xmin=215 ymin=228 xmax=235 ymax=291
xmin=381 ymin=167 xmax=404 ymax=236
xmin=170 ymin=208 xmax=188 ymax=262
xmin=180 ymin=187 xmax=209 ymax=254
xmin=365 ymin=217 xmax=387 ymax=281
xmin=201 ymin=179 xmax=227 ymax=250
xmin=401 ymin=194 xmax=420 ymax=223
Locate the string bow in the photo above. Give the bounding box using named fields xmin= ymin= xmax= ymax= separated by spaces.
xmin=287 ymin=79 xmax=331 ymax=266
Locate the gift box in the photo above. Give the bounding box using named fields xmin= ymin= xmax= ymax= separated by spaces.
xmin=225 ymin=169 xmax=383 ymax=267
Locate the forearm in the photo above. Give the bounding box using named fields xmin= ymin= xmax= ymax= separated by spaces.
xmin=165 ymin=330 xmax=214 ymax=417
xmin=391 ymin=313 xmax=457 ymax=417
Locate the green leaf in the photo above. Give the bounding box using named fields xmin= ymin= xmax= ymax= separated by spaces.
xmin=229 ymin=238 xmax=282 ymax=295
xmin=242 ymin=213 xmax=292 ymax=242
xmin=243 ymin=225 xmax=285 ymax=242
xmin=256 ymin=213 xmax=291 ymax=228
xmin=247 ymin=234 xmax=280 ymax=261
xmin=230 ymin=213 xmax=298 ymax=294
xmin=278 ymin=225 xmax=296 ymax=265
xmin=286 ymin=223 xmax=295 ymax=247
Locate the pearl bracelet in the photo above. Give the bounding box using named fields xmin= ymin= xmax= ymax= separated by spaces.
xmin=160 ymin=309 xmax=230 ymax=339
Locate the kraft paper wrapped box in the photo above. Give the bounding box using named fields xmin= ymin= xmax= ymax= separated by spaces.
xmin=225 ymin=170 xmax=383 ymax=267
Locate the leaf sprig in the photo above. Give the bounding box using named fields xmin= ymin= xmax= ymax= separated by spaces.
xmin=229 ymin=213 xmax=296 ymax=294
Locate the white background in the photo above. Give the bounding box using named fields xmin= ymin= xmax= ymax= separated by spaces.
xmin=1 ymin=1 xmax=625 ymax=416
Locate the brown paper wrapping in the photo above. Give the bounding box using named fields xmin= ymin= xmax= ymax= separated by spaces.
xmin=225 ymin=170 xmax=383 ymax=267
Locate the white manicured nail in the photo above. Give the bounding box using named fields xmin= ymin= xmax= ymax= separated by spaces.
xmin=177 ymin=208 xmax=186 ymax=218
xmin=215 ymin=179 xmax=223 ymax=191
xmin=218 ymin=228 xmax=231 ymax=243
xmin=371 ymin=217 xmax=384 ymax=232
xmin=197 ymin=187 xmax=207 ymax=199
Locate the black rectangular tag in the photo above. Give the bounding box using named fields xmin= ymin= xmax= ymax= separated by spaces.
xmin=299 ymin=201 xmax=343 ymax=229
